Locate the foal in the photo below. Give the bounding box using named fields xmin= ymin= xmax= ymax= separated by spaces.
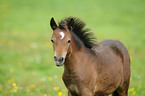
xmin=50 ymin=17 xmax=130 ymax=96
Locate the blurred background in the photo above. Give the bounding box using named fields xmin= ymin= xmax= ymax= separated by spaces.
xmin=0 ymin=0 xmax=145 ymax=95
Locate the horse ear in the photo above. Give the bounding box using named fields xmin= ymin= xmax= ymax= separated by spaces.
xmin=68 ymin=18 xmax=74 ymax=31
xmin=50 ymin=17 xmax=57 ymax=30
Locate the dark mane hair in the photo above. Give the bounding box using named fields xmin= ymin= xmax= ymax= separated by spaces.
xmin=59 ymin=17 xmax=97 ymax=49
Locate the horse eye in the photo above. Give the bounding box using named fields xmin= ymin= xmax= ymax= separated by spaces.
xmin=51 ymin=39 xmax=54 ymax=43
xmin=68 ymin=40 xmax=71 ymax=43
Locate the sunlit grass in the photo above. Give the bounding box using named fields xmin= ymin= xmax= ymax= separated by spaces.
xmin=0 ymin=0 xmax=145 ymax=95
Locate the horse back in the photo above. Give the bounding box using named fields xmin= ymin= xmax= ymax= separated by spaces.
xmin=93 ymin=39 xmax=130 ymax=64
xmin=93 ymin=39 xmax=130 ymax=74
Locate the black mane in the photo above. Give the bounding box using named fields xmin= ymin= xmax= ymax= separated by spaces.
xmin=59 ymin=17 xmax=97 ymax=49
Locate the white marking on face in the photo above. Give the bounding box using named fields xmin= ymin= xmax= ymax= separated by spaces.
xmin=60 ymin=32 xmax=65 ymax=40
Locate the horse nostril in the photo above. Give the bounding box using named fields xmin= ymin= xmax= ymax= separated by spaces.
xmin=54 ymin=56 xmax=57 ymax=61
xmin=54 ymin=56 xmax=64 ymax=63
xmin=58 ymin=57 xmax=64 ymax=62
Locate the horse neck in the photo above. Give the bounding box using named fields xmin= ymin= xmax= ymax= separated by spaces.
xmin=64 ymin=36 xmax=91 ymax=72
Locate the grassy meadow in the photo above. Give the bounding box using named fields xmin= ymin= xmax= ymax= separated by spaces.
xmin=0 ymin=0 xmax=145 ymax=95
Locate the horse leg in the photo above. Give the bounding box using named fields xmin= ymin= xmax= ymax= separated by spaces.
xmin=112 ymin=89 xmax=128 ymax=96
xmin=116 ymin=62 xmax=130 ymax=96
xmin=113 ymin=80 xmax=129 ymax=96
xmin=112 ymin=90 xmax=119 ymax=96
xmin=68 ymin=91 xmax=72 ymax=96
xmin=116 ymin=85 xmax=129 ymax=96
xmin=117 ymin=42 xmax=130 ymax=96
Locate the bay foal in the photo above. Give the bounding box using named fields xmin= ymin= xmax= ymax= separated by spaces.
xmin=50 ymin=17 xmax=130 ymax=96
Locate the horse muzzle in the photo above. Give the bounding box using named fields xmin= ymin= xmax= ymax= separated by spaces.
xmin=54 ymin=56 xmax=65 ymax=67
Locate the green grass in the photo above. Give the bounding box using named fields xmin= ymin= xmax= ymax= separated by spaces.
xmin=0 ymin=0 xmax=145 ymax=95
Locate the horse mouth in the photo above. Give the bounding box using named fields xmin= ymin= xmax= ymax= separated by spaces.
xmin=55 ymin=61 xmax=64 ymax=67
xmin=56 ymin=64 xmax=63 ymax=67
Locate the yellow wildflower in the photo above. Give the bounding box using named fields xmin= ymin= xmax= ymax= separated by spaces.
xmin=26 ymin=89 xmax=30 ymax=92
xmin=132 ymin=91 xmax=136 ymax=96
xmin=30 ymin=84 xmax=36 ymax=89
xmin=58 ymin=92 xmax=62 ymax=96
xmin=13 ymin=89 xmax=17 ymax=93
xmin=128 ymin=88 xmax=134 ymax=92
xmin=9 ymin=90 xmax=12 ymax=94
xmin=15 ymin=86 xmax=18 ymax=90
xmin=9 ymin=68 xmax=14 ymax=73
xmin=12 ymin=83 xmax=16 ymax=87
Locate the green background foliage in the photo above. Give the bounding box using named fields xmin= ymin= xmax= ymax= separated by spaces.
xmin=0 ymin=0 xmax=145 ymax=95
